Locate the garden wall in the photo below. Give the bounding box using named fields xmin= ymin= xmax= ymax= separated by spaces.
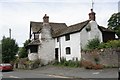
xmin=81 ymin=48 xmax=120 ymax=67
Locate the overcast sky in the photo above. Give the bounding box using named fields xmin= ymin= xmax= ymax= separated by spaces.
xmin=0 ymin=0 xmax=119 ymax=47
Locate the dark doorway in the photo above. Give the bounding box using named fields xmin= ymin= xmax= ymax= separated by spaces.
xmin=55 ymin=48 xmax=59 ymax=61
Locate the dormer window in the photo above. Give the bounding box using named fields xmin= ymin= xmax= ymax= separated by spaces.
xmin=34 ymin=33 xmax=39 ymax=40
xmin=65 ymin=34 xmax=70 ymax=41
xmin=86 ymin=24 xmax=91 ymax=32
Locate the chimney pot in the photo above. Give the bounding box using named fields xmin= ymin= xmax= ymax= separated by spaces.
xmin=43 ymin=14 xmax=49 ymax=23
xmin=89 ymin=9 xmax=96 ymax=21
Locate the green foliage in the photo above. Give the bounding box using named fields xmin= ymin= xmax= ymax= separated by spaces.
xmin=23 ymin=39 xmax=31 ymax=47
xmin=53 ymin=57 xmax=80 ymax=67
xmin=108 ymin=12 xmax=120 ymax=38
xmin=2 ymin=37 xmax=18 ymax=63
xmin=86 ymin=38 xmax=100 ymax=50
xmin=26 ymin=59 xmax=40 ymax=69
xmin=15 ymin=58 xmax=40 ymax=69
xmin=85 ymin=38 xmax=120 ymax=51
xmin=19 ymin=47 xmax=28 ymax=58
xmin=98 ymin=40 xmax=120 ymax=49
xmin=19 ymin=40 xmax=30 ymax=58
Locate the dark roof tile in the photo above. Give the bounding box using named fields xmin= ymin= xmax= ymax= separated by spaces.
xmin=28 ymin=39 xmax=41 ymax=46
xmin=30 ymin=20 xmax=114 ymax=39
xmin=98 ymin=25 xmax=115 ymax=32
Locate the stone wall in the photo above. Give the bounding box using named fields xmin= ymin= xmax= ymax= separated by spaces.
xmin=81 ymin=48 xmax=120 ymax=67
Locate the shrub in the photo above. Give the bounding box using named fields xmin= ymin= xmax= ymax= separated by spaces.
xmin=53 ymin=57 xmax=80 ymax=67
xmin=28 ymin=60 xmax=40 ymax=69
xmin=85 ymin=39 xmax=120 ymax=50
xmin=81 ymin=60 xmax=94 ymax=69
xmin=93 ymin=64 xmax=104 ymax=70
xmin=68 ymin=60 xmax=80 ymax=67
xmin=98 ymin=40 xmax=120 ymax=49
xmin=60 ymin=57 xmax=66 ymax=65
xmin=81 ymin=60 xmax=104 ymax=69
xmin=86 ymin=38 xmax=100 ymax=50
xmin=16 ymin=58 xmax=40 ymax=70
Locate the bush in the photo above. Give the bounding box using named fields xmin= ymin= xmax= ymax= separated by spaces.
xmin=28 ymin=60 xmax=40 ymax=69
xmin=81 ymin=60 xmax=94 ymax=69
xmin=86 ymin=38 xmax=100 ymax=50
xmin=85 ymin=39 xmax=120 ymax=51
xmin=16 ymin=58 xmax=40 ymax=70
xmin=93 ymin=64 xmax=104 ymax=70
xmin=81 ymin=60 xmax=104 ymax=69
xmin=98 ymin=40 xmax=120 ymax=49
xmin=53 ymin=57 xmax=80 ymax=67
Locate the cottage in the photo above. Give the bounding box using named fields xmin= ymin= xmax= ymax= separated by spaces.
xmin=27 ymin=9 xmax=115 ymax=64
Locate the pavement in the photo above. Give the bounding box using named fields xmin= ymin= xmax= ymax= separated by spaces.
xmin=17 ymin=65 xmax=119 ymax=79
xmin=2 ymin=65 xmax=119 ymax=80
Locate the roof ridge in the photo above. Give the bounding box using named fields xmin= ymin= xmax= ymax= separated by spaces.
xmin=50 ymin=22 xmax=66 ymax=24
xmin=69 ymin=20 xmax=90 ymax=27
xmin=98 ymin=25 xmax=115 ymax=32
xmin=30 ymin=21 xmax=66 ymax=24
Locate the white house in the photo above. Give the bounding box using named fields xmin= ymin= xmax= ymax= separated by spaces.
xmin=27 ymin=9 xmax=115 ymax=64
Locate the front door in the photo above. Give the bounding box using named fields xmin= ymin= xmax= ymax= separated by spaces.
xmin=55 ymin=48 xmax=59 ymax=61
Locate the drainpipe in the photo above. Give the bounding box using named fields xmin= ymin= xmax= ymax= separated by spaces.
xmin=29 ymin=24 xmax=32 ymax=39
xmin=59 ymin=37 xmax=61 ymax=62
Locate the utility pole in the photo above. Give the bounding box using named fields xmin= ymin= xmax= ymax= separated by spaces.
xmin=9 ymin=28 xmax=11 ymax=39
xmin=92 ymin=0 xmax=94 ymax=10
xmin=118 ymin=1 xmax=120 ymax=12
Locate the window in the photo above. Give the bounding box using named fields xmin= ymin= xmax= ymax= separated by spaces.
xmin=65 ymin=34 xmax=70 ymax=41
xmin=57 ymin=37 xmax=59 ymax=42
xmin=33 ymin=32 xmax=39 ymax=40
xmin=30 ymin=46 xmax=38 ymax=53
xmin=66 ymin=47 xmax=71 ymax=54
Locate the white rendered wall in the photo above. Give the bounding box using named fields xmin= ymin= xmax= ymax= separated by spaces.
xmin=57 ymin=32 xmax=81 ymax=61
xmin=80 ymin=20 xmax=103 ymax=49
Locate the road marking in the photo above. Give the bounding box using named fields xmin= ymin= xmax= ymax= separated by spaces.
xmin=48 ymin=74 xmax=69 ymax=78
xmin=9 ymin=76 xmax=20 ymax=78
xmin=92 ymin=72 xmax=100 ymax=74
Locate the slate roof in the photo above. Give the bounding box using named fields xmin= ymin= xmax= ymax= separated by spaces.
xmin=98 ymin=25 xmax=115 ymax=33
xmin=52 ymin=20 xmax=90 ymax=37
xmin=30 ymin=20 xmax=114 ymax=38
xmin=28 ymin=39 xmax=41 ymax=46
xmin=30 ymin=21 xmax=68 ymax=37
xmin=30 ymin=22 xmax=43 ymax=33
xmin=28 ymin=20 xmax=115 ymax=46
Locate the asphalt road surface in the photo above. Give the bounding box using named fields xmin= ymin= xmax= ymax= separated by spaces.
xmin=1 ymin=65 xmax=119 ymax=80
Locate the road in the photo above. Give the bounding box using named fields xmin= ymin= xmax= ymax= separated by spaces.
xmin=1 ymin=70 xmax=83 ymax=80
xmin=1 ymin=65 xmax=119 ymax=80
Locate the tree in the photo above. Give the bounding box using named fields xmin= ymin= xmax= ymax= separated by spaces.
xmin=108 ymin=12 xmax=120 ymax=38
xmin=2 ymin=37 xmax=18 ymax=63
xmin=19 ymin=40 xmax=30 ymax=58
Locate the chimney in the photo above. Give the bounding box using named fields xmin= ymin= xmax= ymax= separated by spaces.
xmin=89 ymin=9 xmax=96 ymax=21
xmin=43 ymin=14 xmax=49 ymax=23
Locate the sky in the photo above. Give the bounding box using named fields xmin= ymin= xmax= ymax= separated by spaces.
xmin=0 ymin=0 xmax=119 ymax=47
